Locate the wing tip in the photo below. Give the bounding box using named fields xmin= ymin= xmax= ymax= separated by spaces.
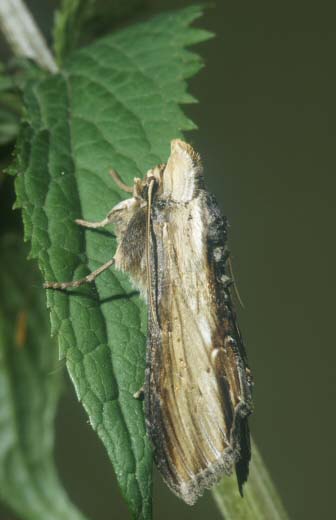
xmin=164 ymin=446 xmax=236 ymax=506
xmin=169 ymin=406 xmax=252 ymax=505
xmin=235 ymin=416 xmax=252 ymax=497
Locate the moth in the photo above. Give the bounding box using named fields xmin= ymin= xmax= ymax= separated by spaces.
xmin=44 ymin=139 xmax=253 ymax=505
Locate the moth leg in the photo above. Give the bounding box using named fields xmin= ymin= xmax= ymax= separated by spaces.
xmin=75 ymin=169 xmax=133 ymax=229
xmin=75 ymin=216 xmax=112 ymax=229
xmin=133 ymin=386 xmax=144 ymax=400
xmin=75 ymin=201 xmax=121 ymax=229
xmin=43 ymin=259 xmax=115 ymax=289
xmin=109 ymin=168 xmax=133 ymax=193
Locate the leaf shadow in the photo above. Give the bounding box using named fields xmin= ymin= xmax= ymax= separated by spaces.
xmin=81 ymin=228 xmax=116 ymax=239
xmin=99 ymin=291 xmax=139 ymax=304
xmin=63 ymin=289 xmax=140 ymax=303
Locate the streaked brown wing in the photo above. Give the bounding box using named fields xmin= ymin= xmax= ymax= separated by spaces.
xmin=145 ymin=191 xmax=253 ymax=505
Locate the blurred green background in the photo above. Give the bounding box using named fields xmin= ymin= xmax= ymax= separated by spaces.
xmin=0 ymin=0 xmax=335 ymax=519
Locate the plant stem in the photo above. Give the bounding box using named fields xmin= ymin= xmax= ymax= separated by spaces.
xmin=212 ymin=438 xmax=290 ymax=520
xmin=0 ymin=0 xmax=57 ymax=72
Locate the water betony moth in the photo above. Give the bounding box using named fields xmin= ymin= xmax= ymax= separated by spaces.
xmin=44 ymin=139 xmax=253 ymax=504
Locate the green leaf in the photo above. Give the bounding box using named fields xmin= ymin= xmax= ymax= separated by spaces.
xmin=53 ymin=0 xmax=147 ymax=66
xmin=212 ymin=439 xmax=290 ymax=520
xmin=13 ymin=6 xmax=212 ymax=519
xmin=0 ymin=59 xmax=45 ymax=147
xmin=0 ymin=234 xmax=87 ymax=520
xmin=0 ymin=108 xmax=19 ymax=145
xmin=53 ymin=0 xmax=95 ymax=65
xmin=0 ymin=62 xmax=21 ymax=145
xmin=85 ymin=0 xmax=148 ymax=35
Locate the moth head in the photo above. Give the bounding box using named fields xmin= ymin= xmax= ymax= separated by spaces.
xmin=146 ymin=164 xmax=165 ymax=185
xmin=162 ymin=139 xmax=203 ymax=202
xmin=134 ymin=164 xmax=166 ymax=201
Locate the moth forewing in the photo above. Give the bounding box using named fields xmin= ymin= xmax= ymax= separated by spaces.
xmin=43 ymin=139 xmax=253 ymax=505
xmin=145 ymin=139 xmax=253 ymax=504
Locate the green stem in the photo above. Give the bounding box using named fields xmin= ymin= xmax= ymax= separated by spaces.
xmin=212 ymin=438 xmax=290 ymax=520
xmin=0 ymin=0 xmax=57 ymax=72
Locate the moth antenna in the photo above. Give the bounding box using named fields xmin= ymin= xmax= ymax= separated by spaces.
xmin=109 ymin=169 xmax=133 ymax=193
xmin=228 ymin=256 xmax=245 ymax=309
xmin=146 ymin=178 xmax=159 ymax=327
